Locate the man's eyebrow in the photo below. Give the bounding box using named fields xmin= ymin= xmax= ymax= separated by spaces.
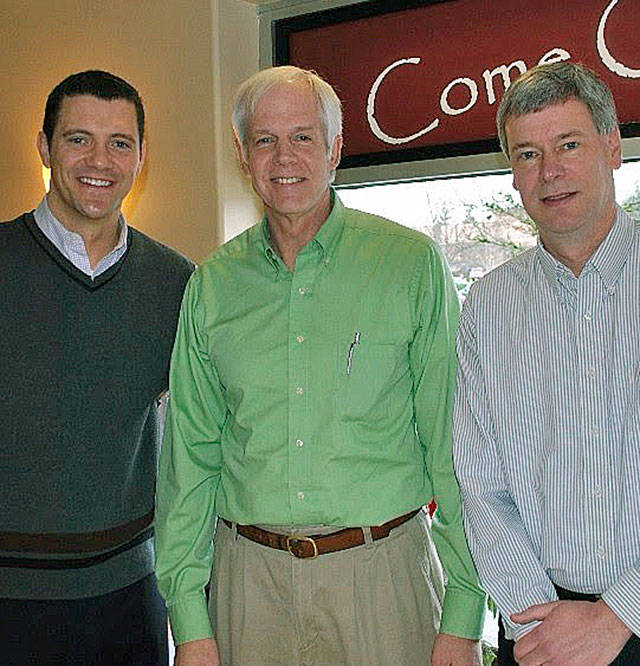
xmin=251 ymin=125 xmax=316 ymax=134
xmin=511 ymin=130 xmax=584 ymax=151
xmin=110 ymin=132 xmax=137 ymax=142
xmin=511 ymin=141 xmax=537 ymax=151
xmin=556 ymin=130 xmax=584 ymax=140
xmin=61 ymin=128 xmax=91 ymax=136
xmin=60 ymin=129 xmax=137 ymax=142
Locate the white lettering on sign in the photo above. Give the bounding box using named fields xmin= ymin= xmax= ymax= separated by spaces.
xmin=366 ymin=50 xmax=571 ymax=145
xmin=483 ymin=61 xmax=527 ymax=105
xmin=537 ymin=47 xmax=571 ymax=65
xmin=597 ymin=0 xmax=640 ymax=78
xmin=366 ymin=2 xmax=635 ymax=146
xmin=367 ymin=57 xmax=439 ymax=144
xmin=440 ymin=77 xmax=478 ymax=115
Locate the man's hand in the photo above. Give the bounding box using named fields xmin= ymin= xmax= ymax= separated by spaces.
xmin=431 ymin=632 xmax=482 ymax=666
xmin=511 ymin=599 xmax=632 ymax=666
xmin=174 ymin=637 xmax=220 ymax=666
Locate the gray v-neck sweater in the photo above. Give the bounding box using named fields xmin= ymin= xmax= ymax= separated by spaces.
xmin=0 ymin=212 xmax=193 ymax=598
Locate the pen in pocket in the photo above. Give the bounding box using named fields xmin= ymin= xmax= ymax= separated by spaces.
xmin=346 ymin=330 xmax=361 ymax=375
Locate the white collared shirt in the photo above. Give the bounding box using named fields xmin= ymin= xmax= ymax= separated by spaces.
xmin=454 ymin=208 xmax=640 ymax=640
xmin=33 ymin=197 xmax=128 ymax=279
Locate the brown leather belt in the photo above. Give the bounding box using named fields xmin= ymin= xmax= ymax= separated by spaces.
xmin=0 ymin=510 xmax=155 ymax=570
xmin=222 ymin=509 xmax=420 ymax=559
xmin=0 ymin=509 xmax=154 ymax=554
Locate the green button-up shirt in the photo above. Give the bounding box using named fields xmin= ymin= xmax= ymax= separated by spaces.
xmin=155 ymin=193 xmax=485 ymax=644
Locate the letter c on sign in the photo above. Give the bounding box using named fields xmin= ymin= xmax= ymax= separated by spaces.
xmin=597 ymin=0 xmax=640 ymax=78
xmin=367 ymin=57 xmax=439 ymax=145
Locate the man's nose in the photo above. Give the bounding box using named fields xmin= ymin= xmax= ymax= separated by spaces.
xmin=85 ymin=141 xmax=111 ymax=168
xmin=540 ymin=151 xmax=565 ymax=182
xmin=274 ymin=141 xmax=296 ymax=165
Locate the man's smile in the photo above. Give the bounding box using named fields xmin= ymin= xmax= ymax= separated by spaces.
xmin=541 ymin=191 xmax=578 ymax=205
xmin=78 ymin=176 xmax=114 ymax=187
xmin=271 ymin=176 xmax=305 ymax=184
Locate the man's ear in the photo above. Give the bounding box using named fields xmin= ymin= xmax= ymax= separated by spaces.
xmin=329 ymin=134 xmax=343 ymax=170
xmin=137 ymin=140 xmax=147 ymax=176
xmin=37 ymin=131 xmax=51 ymax=168
xmin=233 ymin=131 xmax=251 ymax=177
xmin=606 ymin=126 xmax=622 ymax=170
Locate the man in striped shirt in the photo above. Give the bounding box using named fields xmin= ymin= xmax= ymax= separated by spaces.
xmin=453 ymin=62 xmax=640 ymax=666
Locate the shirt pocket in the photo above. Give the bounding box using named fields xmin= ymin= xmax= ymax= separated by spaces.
xmin=335 ymin=341 xmax=406 ymax=422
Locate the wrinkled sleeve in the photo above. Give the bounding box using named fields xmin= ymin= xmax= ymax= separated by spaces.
xmin=601 ymin=558 xmax=640 ymax=635
xmin=452 ymin=291 xmax=557 ymax=640
xmin=155 ymin=269 xmax=225 ymax=644
xmin=409 ymin=243 xmax=486 ymax=640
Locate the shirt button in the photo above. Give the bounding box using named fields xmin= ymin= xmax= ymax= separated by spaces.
xmin=596 ymin=546 xmax=606 ymax=559
xmin=593 ymin=485 xmax=602 ymax=497
xmin=587 ymin=367 xmax=597 ymax=378
xmin=296 ymin=439 xmax=304 ymax=448
xmin=592 ymin=427 xmax=600 ymax=437
xmin=298 ymin=287 xmax=306 ymax=296
xmin=297 ymin=491 xmax=305 ymax=500
xmin=296 ymin=335 xmax=305 ymax=343
xmin=295 ymin=387 xmax=304 ymax=395
xmin=583 ymin=312 xmax=592 ymax=321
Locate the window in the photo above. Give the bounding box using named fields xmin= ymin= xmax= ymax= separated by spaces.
xmin=338 ymin=160 xmax=640 ymax=299
xmin=337 ymin=159 xmax=640 ymax=649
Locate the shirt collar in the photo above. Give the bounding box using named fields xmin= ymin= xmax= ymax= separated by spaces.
xmin=257 ymin=188 xmax=345 ymax=274
xmin=310 ymin=189 xmax=345 ymax=262
xmin=537 ymin=206 xmax=633 ymax=295
xmin=33 ymin=197 xmax=128 ymax=277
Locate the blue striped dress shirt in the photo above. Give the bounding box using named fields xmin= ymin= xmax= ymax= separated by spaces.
xmin=453 ymin=207 xmax=640 ymax=641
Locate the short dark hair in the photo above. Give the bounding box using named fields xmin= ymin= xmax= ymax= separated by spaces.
xmin=43 ymin=70 xmax=145 ymax=145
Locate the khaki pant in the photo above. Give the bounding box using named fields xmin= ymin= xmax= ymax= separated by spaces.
xmin=209 ymin=511 xmax=444 ymax=665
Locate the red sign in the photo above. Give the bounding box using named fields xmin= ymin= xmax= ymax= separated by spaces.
xmin=275 ymin=0 xmax=640 ymax=167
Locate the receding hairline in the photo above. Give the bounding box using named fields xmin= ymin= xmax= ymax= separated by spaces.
xmin=244 ymin=82 xmax=324 ymax=134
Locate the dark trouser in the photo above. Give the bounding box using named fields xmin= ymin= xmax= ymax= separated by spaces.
xmin=498 ymin=585 xmax=640 ymax=666
xmin=0 ymin=573 xmax=168 ymax=666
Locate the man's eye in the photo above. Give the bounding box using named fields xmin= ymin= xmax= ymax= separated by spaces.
xmin=517 ymin=150 xmax=537 ymax=161
xmin=255 ymin=137 xmax=273 ymax=145
xmin=296 ymin=134 xmax=312 ymax=142
xmin=68 ymin=136 xmax=86 ymax=145
xmin=113 ymin=140 xmax=132 ymax=150
xmin=562 ymin=141 xmax=578 ymax=151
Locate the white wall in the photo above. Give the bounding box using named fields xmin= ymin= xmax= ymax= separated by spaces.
xmin=214 ymin=0 xmax=263 ymax=241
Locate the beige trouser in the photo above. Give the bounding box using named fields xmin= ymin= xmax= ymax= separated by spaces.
xmin=209 ymin=510 xmax=444 ymax=665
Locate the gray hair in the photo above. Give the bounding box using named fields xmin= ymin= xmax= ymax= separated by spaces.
xmin=497 ymin=62 xmax=619 ymax=157
xmin=232 ymin=65 xmax=343 ymax=155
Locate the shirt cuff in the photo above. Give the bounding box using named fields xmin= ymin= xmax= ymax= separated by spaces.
xmin=168 ymin=595 xmax=214 ymax=645
xmin=439 ymin=588 xmax=486 ymax=640
xmin=510 ymin=620 xmax=540 ymax=641
xmin=601 ymin=566 xmax=640 ymax=637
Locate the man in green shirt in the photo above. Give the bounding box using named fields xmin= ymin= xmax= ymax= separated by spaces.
xmin=155 ymin=66 xmax=485 ymax=665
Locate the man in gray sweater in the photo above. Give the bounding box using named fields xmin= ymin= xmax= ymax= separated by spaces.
xmin=0 ymin=70 xmax=193 ymax=665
